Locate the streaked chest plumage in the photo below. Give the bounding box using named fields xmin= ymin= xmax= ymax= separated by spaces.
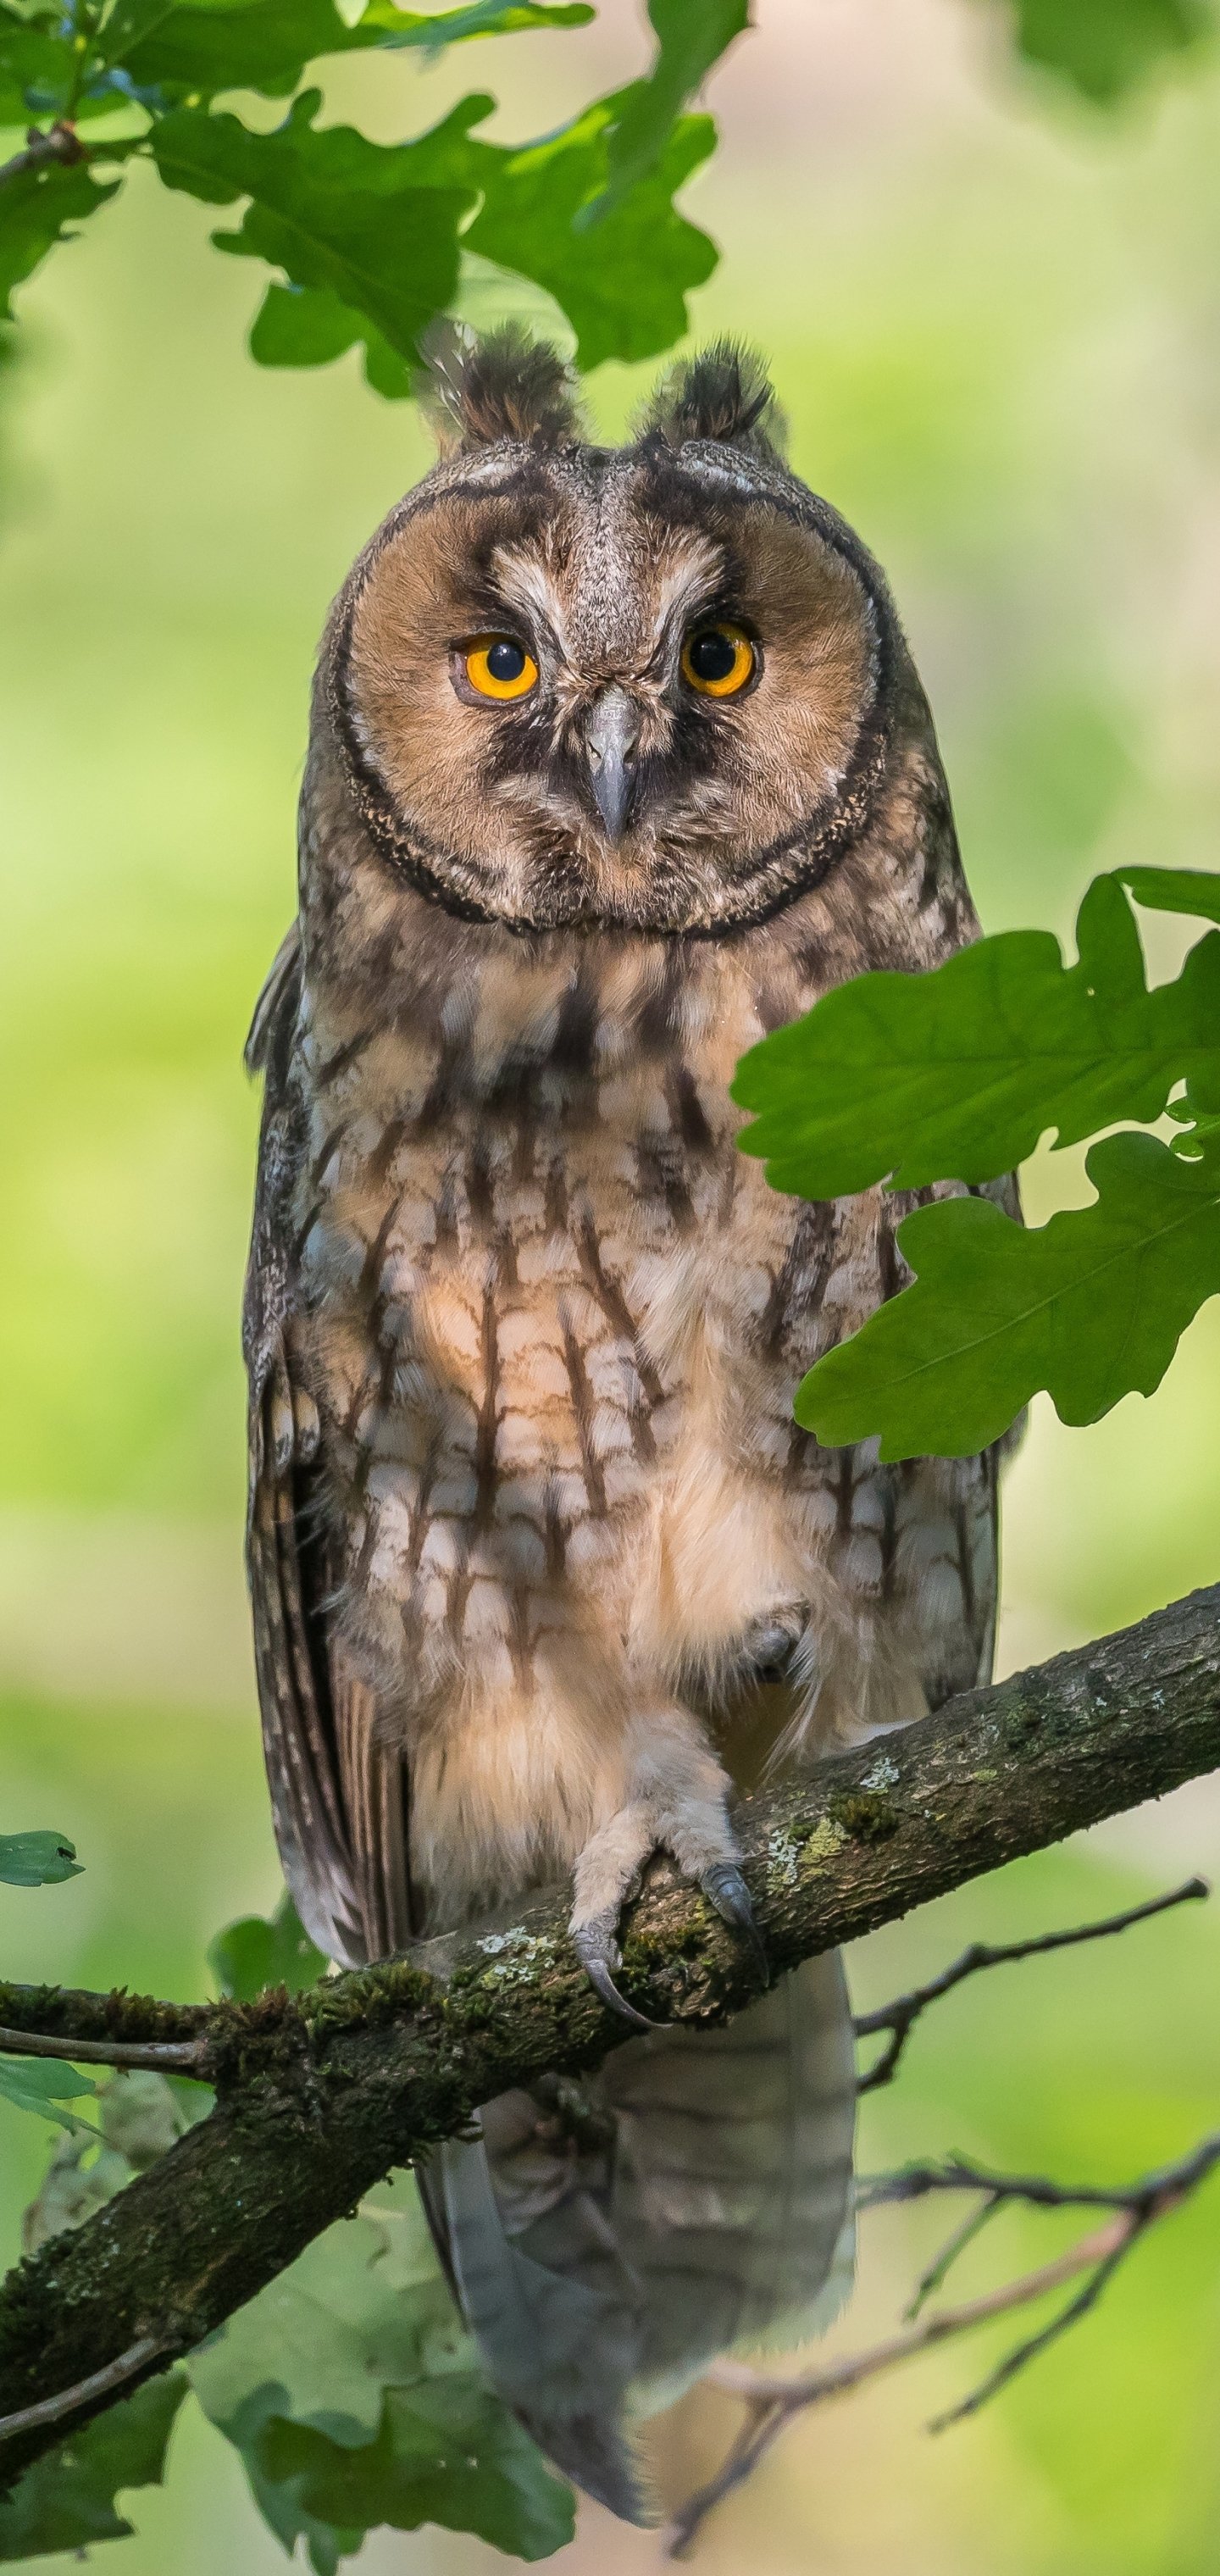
xmin=247 ymin=340 xmax=1007 ymax=1946
xmin=287 ymin=907 xmax=986 ymax=1773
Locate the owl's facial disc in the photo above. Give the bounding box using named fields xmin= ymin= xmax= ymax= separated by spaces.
xmin=334 ymin=446 xmax=893 ymax=936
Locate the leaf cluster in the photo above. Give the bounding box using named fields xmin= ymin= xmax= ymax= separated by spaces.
xmin=1 ymin=1890 xmax=578 ymax=2568
xmin=190 ymin=2196 xmax=573 ymax=2572
xmin=0 ymin=0 xmax=742 ymax=391
xmin=735 ymin=868 xmax=1220 ymax=1458
xmin=207 ymin=1884 xmax=330 ymax=2001
xmin=3 ymin=0 xmax=1213 ymax=397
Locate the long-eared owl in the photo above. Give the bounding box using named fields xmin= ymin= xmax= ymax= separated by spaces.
xmin=244 ymin=332 xmax=1008 ymax=2519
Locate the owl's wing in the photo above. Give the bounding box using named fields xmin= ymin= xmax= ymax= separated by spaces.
xmin=243 ymin=924 xmax=367 ymax=1968
xmin=942 ymin=1175 xmax=1027 ymax=1702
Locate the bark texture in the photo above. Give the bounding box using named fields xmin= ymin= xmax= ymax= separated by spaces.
xmin=0 ymin=1581 xmax=1216 ymax=2486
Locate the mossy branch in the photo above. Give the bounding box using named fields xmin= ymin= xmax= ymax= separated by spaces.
xmin=0 ymin=1582 xmax=1217 ymax=2487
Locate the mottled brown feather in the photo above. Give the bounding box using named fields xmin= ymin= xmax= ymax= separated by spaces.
xmin=241 ymin=344 xmax=1019 ymax=2507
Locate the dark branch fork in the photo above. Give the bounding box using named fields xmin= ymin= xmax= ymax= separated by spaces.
xmin=665 ymin=1890 xmax=1220 ymax=2553
xmin=0 ymin=121 xmax=86 ymax=188
xmin=0 ymin=1584 xmax=1217 ymax=2493
xmin=666 ymin=2129 xmax=1220 ymax=2554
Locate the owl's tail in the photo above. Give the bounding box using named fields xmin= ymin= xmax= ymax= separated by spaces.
xmin=417 ymin=1954 xmax=856 ymax=2525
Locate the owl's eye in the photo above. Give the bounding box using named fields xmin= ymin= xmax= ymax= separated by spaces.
xmin=680 ymin=622 xmax=756 ymax=699
xmin=463 ymin=636 xmax=539 ymax=702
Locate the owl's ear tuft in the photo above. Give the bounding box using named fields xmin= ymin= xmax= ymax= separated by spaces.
xmin=420 ymin=322 xmax=585 ymax=453
xmin=638 ymin=341 xmax=785 ymax=459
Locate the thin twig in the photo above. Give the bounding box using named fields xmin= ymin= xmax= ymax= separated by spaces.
xmin=0 ymin=2337 xmax=167 ymax=2442
xmin=0 ymin=2025 xmax=206 ymax=2074
xmin=928 ymin=2224 xmax=1144 ymax=2429
xmin=0 ymin=121 xmax=86 ymax=189
xmin=667 ymin=2215 xmax=1136 ymax=2557
xmin=905 ymin=2192 xmax=1001 ymax=2320
xmin=854 ymin=1877 xmax=1207 ymax=2091
xmin=861 ymin=2130 xmax=1220 ymax=2218
xmin=667 ymin=2135 xmax=1220 ymax=2556
xmin=712 ymin=2212 xmax=1134 ymax=2409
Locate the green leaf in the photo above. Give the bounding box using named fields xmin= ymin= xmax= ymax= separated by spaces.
xmin=252 ymin=2379 xmax=575 ymax=2563
xmin=733 ymin=874 xmax=1220 ymax=1196
xmin=0 ymin=2053 xmax=97 ymax=2133
xmin=588 ymin=0 xmax=748 ymax=219
xmin=190 ymin=2201 xmax=479 ymax=2450
xmin=151 ymin=84 xmax=718 ymax=389
xmin=191 ymin=2195 xmax=574 ymax=2564
xmin=248 ymin=280 xmax=413 ymax=396
xmin=152 ymin=92 xmax=477 ymax=380
xmin=0 ymin=152 xmax=121 ymax=319
xmin=0 ymin=1827 xmax=81 ymax=1883
xmin=1008 ymin=0 xmax=1209 ymax=104
xmin=101 ymin=0 xmax=593 ymax=112
xmin=1117 ymin=863 xmax=1220 ymax=925
xmin=465 ymin=92 xmax=719 ymax=369
xmin=208 ymin=1886 xmax=329 ymax=2001
xmin=796 ymin=1130 xmax=1220 ymax=1460
xmin=0 ymin=2372 xmax=187 ymax=2561
xmin=0 ymin=4 xmax=72 ymax=126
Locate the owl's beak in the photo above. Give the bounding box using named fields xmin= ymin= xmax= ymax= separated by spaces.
xmin=584 ymin=686 xmax=640 ymax=841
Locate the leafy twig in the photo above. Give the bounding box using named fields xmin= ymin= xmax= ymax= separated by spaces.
xmin=854 ymin=1876 xmax=1207 ymax=2092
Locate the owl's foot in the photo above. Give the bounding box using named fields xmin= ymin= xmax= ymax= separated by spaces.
xmin=571 ymin=1913 xmax=664 ymax=2030
xmin=702 ymin=1861 xmax=768 ymax=1979
xmin=568 ymin=1731 xmax=766 ymax=2028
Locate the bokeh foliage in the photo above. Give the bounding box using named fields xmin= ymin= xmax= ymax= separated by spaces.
xmin=3 ymin=0 xmax=1220 ymax=2570
xmin=3 ymin=0 xmax=1217 ymax=380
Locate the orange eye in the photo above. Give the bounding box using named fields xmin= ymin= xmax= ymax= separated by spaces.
xmin=680 ymin=622 xmax=756 ymax=698
xmin=463 ymin=636 xmax=539 ymax=701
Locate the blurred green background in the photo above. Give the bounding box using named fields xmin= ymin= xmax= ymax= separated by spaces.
xmin=3 ymin=0 xmax=1220 ymax=2568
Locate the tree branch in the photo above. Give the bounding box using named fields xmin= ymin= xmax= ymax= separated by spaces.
xmin=853 ymin=1876 xmax=1208 ymax=2091
xmin=0 ymin=1581 xmax=1216 ymax=2490
xmin=0 ymin=2340 xmax=168 ymax=2444
xmin=664 ymin=2126 xmax=1220 ymax=2553
xmin=663 ymin=2218 xmax=1135 ymax=2556
xmin=0 ymin=122 xmax=85 ymax=189
xmin=0 ymin=2025 xmax=205 ymax=2073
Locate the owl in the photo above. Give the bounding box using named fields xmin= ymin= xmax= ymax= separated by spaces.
xmin=244 ymin=330 xmax=1006 ymax=2519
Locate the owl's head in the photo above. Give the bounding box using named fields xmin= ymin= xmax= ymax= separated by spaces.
xmin=319 ymin=330 xmax=915 ymax=940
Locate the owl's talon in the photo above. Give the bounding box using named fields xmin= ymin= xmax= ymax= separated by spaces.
xmin=572 ymin=1921 xmax=668 ymax=2030
xmin=702 ymin=1863 xmax=769 ymax=1984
